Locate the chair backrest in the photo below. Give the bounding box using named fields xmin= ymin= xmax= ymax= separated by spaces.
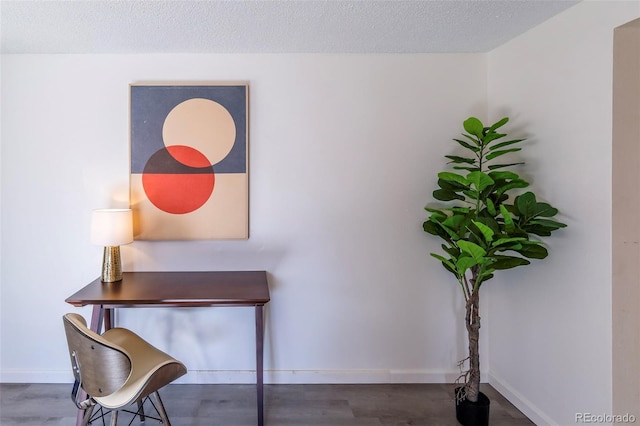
xmin=63 ymin=313 xmax=132 ymax=398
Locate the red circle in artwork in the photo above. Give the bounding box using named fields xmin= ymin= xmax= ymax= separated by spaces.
xmin=166 ymin=145 xmax=213 ymax=168
xmin=142 ymin=147 xmax=215 ymax=215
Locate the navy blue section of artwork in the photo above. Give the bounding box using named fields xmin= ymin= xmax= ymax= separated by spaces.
xmin=130 ymin=85 xmax=247 ymax=174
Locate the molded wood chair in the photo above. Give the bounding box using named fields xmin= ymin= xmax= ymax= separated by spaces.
xmin=63 ymin=313 xmax=187 ymax=425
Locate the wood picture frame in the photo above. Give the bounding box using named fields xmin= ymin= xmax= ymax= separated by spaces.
xmin=130 ymin=82 xmax=249 ymax=240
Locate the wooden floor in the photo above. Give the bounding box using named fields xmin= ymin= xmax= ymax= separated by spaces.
xmin=0 ymin=383 xmax=534 ymax=425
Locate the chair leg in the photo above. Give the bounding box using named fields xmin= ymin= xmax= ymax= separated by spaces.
xmin=81 ymin=405 xmax=95 ymax=426
xmin=110 ymin=409 xmax=118 ymax=426
xmin=137 ymin=400 xmax=145 ymax=422
xmin=152 ymin=391 xmax=171 ymax=425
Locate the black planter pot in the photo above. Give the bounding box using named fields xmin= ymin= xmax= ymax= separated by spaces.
xmin=455 ymin=387 xmax=490 ymax=426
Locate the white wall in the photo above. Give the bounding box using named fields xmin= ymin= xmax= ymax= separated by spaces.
xmin=487 ymin=1 xmax=640 ymax=425
xmin=0 ymin=53 xmax=487 ymax=384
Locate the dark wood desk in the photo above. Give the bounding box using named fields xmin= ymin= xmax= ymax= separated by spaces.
xmin=66 ymin=271 xmax=270 ymax=426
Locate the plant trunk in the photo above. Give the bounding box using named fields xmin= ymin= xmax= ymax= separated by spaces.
xmin=465 ymin=288 xmax=481 ymax=403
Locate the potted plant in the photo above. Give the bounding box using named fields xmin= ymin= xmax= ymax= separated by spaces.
xmin=423 ymin=117 xmax=566 ymax=425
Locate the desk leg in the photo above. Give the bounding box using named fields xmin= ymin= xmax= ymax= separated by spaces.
xmin=89 ymin=305 xmax=104 ymax=333
xmin=255 ymin=304 xmax=265 ymax=426
xmin=103 ymin=307 xmax=113 ymax=331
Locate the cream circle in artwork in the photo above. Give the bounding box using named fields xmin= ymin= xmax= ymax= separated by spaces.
xmin=162 ymin=98 xmax=236 ymax=167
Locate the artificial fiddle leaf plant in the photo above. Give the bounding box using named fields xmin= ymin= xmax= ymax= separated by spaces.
xmin=423 ymin=117 xmax=566 ymax=407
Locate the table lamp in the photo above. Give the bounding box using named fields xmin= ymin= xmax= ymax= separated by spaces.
xmin=91 ymin=208 xmax=133 ymax=282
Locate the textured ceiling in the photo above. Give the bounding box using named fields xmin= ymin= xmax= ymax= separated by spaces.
xmin=1 ymin=0 xmax=580 ymax=54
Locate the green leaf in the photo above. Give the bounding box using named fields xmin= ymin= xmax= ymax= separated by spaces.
xmin=491 ymin=256 xmax=531 ymax=270
xmin=475 ymin=216 xmax=500 ymax=234
xmin=456 ymin=256 xmax=478 ymax=275
xmin=495 ymin=179 xmax=530 ymax=197
xmin=477 ymin=272 xmax=495 ymax=283
xmin=487 ymin=117 xmax=509 ymax=133
xmin=445 ymin=155 xmax=476 ymax=165
xmin=438 ymin=178 xmax=469 ymax=191
xmin=463 ymin=189 xmax=478 ymax=200
xmin=425 ymin=209 xmax=447 ymax=222
xmin=431 ymin=253 xmax=458 ymax=275
xmin=442 ymin=214 xmax=467 ymax=230
xmin=522 ymin=225 xmax=553 ymax=237
xmin=466 ymin=171 xmax=495 ymax=192
xmin=450 ymin=206 xmax=471 ymax=213
xmin=438 ymin=172 xmax=469 ymax=186
xmin=453 ymin=166 xmax=481 ymax=172
xmin=497 ymin=243 xmax=523 ymax=251
xmin=516 ymin=243 xmax=548 ymax=259
xmin=482 ymin=132 xmax=506 ymax=145
xmin=488 ymin=171 xmax=521 ymax=181
xmin=515 ymin=192 xmax=537 ymax=218
xmin=435 ymin=220 xmax=463 ymax=241
xmin=423 ymin=220 xmax=443 ymax=236
xmin=532 ymin=202 xmax=559 ymax=218
xmin=486 ymin=198 xmax=496 ymax=216
xmin=488 ymin=139 xmax=525 ymax=151
xmin=433 ymin=189 xmax=465 ymax=202
xmin=457 ymin=240 xmax=486 ymax=260
xmin=461 ymin=133 xmax=481 ymax=145
xmin=427 ymin=219 xmax=461 ymax=241
xmin=486 ymin=148 xmax=522 ymax=161
xmin=529 ymin=219 xmax=567 ymax=229
xmin=488 ymin=162 xmax=525 ymax=170
xmin=442 ymin=244 xmax=461 ymax=258
xmin=471 ymin=220 xmax=494 ymax=243
xmin=453 ymin=138 xmax=480 ymax=152
xmin=500 ymin=204 xmax=515 ymax=233
xmin=492 ymin=237 xmax=527 ymax=247
xmin=463 ymin=117 xmax=484 ymax=138
xmin=494 ymin=193 xmax=509 ymax=205
xmin=431 ymin=253 xmax=456 ymax=268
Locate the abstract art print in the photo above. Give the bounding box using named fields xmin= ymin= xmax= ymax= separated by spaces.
xmin=130 ymin=83 xmax=249 ymax=240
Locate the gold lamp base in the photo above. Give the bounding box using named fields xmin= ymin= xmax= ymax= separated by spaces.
xmin=101 ymin=246 xmax=123 ymax=282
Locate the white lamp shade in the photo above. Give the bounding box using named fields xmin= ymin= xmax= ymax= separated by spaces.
xmin=91 ymin=209 xmax=133 ymax=246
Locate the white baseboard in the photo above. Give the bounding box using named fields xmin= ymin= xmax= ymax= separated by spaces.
xmin=488 ymin=372 xmax=556 ymax=426
xmin=1 ymin=368 xmax=460 ymax=385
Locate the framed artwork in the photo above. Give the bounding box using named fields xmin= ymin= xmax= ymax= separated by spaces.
xmin=130 ymin=83 xmax=249 ymax=240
